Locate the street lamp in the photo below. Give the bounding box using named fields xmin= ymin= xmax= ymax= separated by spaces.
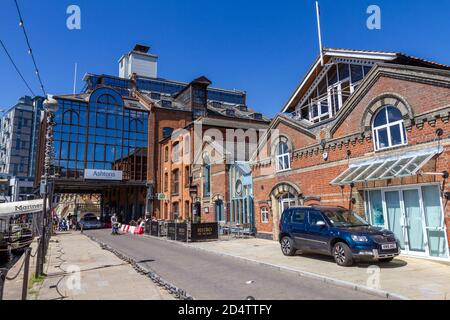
xmin=35 ymin=95 xmax=58 ymax=277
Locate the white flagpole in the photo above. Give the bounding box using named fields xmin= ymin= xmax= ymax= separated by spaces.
xmin=315 ymin=1 xmax=324 ymax=66
xmin=73 ymin=62 xmax=78 ymax=94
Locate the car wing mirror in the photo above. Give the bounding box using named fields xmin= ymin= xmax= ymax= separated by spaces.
xmin=316 ymin=221 xmax=326 ymax=227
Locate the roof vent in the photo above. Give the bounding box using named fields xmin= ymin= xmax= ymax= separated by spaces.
xmin=133 ymin=44 xmax=150 ymax=53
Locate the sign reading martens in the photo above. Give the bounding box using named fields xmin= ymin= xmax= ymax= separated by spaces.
xmin=0 ymin=199 xmax=47 ymax=217
xmin=191 ymin=223 xmax=219 ymax=241
xmin=84 ymin=169 xmax=123 ymax=181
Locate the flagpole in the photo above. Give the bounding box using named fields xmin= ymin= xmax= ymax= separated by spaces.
xmin=315 ymin=1 xmax=324 ymax=66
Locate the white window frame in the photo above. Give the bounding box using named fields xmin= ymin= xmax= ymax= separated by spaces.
xmin=372 ymin=106 xmax=407 ymax=151
xmin=261 ymin=207 xmax=269 ymax=224
xmin=275 ymin=140 xmax=291 ymax=172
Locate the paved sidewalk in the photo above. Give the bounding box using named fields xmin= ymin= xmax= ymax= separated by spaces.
xmin=29 ymin=232 xmax=173 ymax=300
xmin=183 ymin=237 xmax=450 ymax=300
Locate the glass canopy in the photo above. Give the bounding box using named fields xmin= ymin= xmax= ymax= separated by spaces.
xmin=331 ymin=148 xmax=441 ymax=186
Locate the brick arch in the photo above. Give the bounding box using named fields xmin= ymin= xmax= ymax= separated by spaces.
xmin=271 ymin=134 xmax=295 ymax=157
xmin=360 ymin=93 xmax=414 ymax=134
xmin=270 ymin=182 xmax=302 ymax=199
xmin=212 ymin=193 xmax=224 ymax=201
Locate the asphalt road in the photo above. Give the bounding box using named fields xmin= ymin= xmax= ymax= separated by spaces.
xmin=85 ymin=229 xmax=386 ymax=300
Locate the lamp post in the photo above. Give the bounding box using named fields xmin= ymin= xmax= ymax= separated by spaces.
xmin=35 ymin=95 xmax=58 ymax=277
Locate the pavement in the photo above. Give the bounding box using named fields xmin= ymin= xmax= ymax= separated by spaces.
xmin=185 ymin=236 xmax=450 ymax=300
xmin=25 ymin=232 xmax=173 ymax=300
xmin=86 ymin=229 xmax=388 ymax=300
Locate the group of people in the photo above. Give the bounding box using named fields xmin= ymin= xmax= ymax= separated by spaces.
xmin=52 ymin=215 xmax=78 ymax=232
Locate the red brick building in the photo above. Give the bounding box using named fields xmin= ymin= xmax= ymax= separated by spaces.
xmin=251 ymin=49 xmax=450 ymax=260
xmin=157 ymin=117 xmax=268 ymax=224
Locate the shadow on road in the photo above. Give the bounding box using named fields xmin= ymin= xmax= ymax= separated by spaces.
xmin=294 ymin=251 xmax=408 ymax=269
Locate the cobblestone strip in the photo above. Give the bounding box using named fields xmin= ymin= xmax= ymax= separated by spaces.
xmin=85 ymin=234 xmax=194 ymax=300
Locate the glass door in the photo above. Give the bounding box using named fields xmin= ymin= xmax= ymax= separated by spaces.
xmin=402 ymin=189 xmax=426 ymax=255
xmin=365 ymin=185 xmax=448 ymax=259
xmin=385 ymin=191 xmax=406 ymax=250
xmin=421 ymin=186 xmax=449 ymax=258
xmin=279 ymin=193 xmax=296 ymax=217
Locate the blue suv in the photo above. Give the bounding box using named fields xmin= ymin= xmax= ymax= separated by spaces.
xmin=279 ymin=205 xmax=400 ymax=266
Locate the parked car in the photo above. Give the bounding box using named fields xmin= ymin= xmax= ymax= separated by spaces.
xmin=77 ymin=213 xmax=102 ymax=230
xmin=279 ymin=205 xmax=400 ymax=266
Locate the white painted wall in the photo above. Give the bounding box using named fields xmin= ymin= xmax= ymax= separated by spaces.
xmin=119 ymin=53 xmax=158 ymax=79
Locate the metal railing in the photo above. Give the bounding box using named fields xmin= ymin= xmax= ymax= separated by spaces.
xmin=0 ymin=246 xmax=32 ymax=300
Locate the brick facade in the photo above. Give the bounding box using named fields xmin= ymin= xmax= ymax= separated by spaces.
xmin=252 ymin=62 xmax=450 ymax=255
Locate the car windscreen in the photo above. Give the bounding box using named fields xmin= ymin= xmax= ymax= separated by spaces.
xmin=322 ymin=209 xmax=369 ymax=227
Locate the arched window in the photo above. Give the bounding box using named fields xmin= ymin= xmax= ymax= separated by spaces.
xmin=172 ymin=141 xmax=180 ymax=163
xmin=203 ymin=155 xmax=211 ymax=197
xmin=275 ymin=137 xmax=291 ymax=171
xmin=62 ymin=110 xmax=79 ymax=125
xmin=372 ymin=106 xmax=407 ymax=151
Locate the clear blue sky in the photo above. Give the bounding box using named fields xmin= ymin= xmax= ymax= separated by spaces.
xmin=0 ymin=0 xmax=449 ymax=116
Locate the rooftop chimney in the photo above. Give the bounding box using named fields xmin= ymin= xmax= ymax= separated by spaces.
xmin=119 ymin=44 xmax=158 ymax=79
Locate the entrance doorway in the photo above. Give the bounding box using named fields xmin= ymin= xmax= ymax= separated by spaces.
xmin=366 ymin=185 xmax=449 ymax=259
xmin=215 ymin=200 xmax=224 ymax=222
xmin=279 ymin=193 xmax=297 ymax=217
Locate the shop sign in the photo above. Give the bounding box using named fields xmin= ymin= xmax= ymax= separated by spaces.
xmin=191 ymin=222 xmax=219 ymax=241
xmin=0 ymin=199 xmax=47 ymax=217
xmin=156 ymin=193 xmax=166 ymax=201
xmin=84 ymin=169 xmax=123 ymax=181
xmin=176 ymin=223 xmax=188 ymax=242
xmin=167 ymin=222 xmax=176 ymax=240
xmin=150 ymin=221 xmax=160 ymax=236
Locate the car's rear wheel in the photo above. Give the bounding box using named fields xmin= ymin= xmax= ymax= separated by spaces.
xmin=333 ymin=242 xmax=353 ymax=266
xmin=378 ymin=257 xmax=394 ymax=263
xmin=280 ymin=236 xmax=296 ymax=256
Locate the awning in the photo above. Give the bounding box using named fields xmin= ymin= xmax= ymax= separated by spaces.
xmin=331 ymin=147 xmax=442 ymax=186
xmin=0 ymin=199 xmax=48 ymax=217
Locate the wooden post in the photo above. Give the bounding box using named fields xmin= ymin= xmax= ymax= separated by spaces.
xmin=21 ymin=247 xmax=31 ymax=300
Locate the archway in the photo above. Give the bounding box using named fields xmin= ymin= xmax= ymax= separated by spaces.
xmin=269 ymin=182 xmax=302 ymax=240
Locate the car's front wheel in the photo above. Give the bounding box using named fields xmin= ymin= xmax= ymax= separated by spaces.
xmin=280 ymin=236 xmax=296 ymax=256
xmin=333 ymin=242 xmax=353 ymax=266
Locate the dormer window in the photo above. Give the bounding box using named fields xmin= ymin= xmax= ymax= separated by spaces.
xmin=372 ymin=106 xmax=407 ymax=151
xmin=211 ymin=101 xmax=222 ymax=108
xmin=252 ymin=113 xmax=263 ymax=120
xmin=161 ymin=100 xmax=172 ymax=108
xmin=226 ymin=109 xmax=235 ymax=117
xmin=295 ymin=62 xmax=374 ymax=124
xmin=150 ymin=92 xmax=161 ymax=100
xmin=193 ymin=88 xmax=206 ymax=105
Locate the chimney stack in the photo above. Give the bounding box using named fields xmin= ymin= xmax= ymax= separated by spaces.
xmin=119 ymin=44 xmax=158 ymax=79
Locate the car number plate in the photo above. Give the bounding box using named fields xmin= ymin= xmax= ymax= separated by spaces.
xmin=382 ymin=243 xmax=396 ymax=250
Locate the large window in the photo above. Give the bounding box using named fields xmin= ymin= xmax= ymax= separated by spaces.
xmin=275 ymin=138 xmax=291 ymax=172
xmin=172 ymin=142 xmax=180 ymax=163
xmin=203 ymin=155 xmax=211 ymax=197
xmin=52 ymin=88 xmax=148 ymax=181
xmin=372 ymin=106 xmax=407 ymax=151
xmin=261 ymin=207 xmax=269 ymax=224
xmin=297 ymin=62 xmax=373 ymax=123
xmin=172 ymin=169 xmax=180 ymax=195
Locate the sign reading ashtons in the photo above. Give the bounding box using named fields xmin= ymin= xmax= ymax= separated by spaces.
xmin=84 ymin=169 xmax=123 ymax=181
xmin=0 ymin=199 xmax=46 ymax=217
